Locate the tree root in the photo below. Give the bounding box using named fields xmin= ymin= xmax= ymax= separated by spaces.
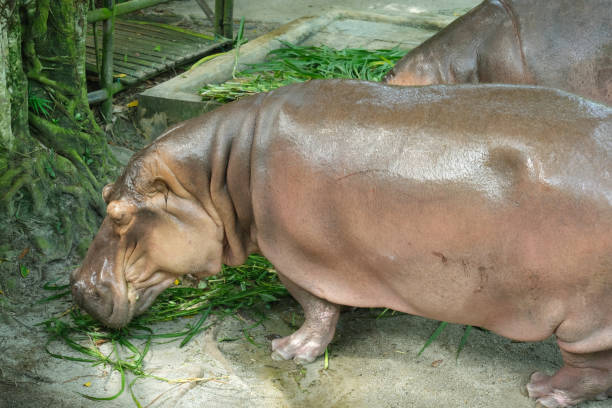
xmin=2 ymin=173 xmax=30 ymax=210
xmin=1 ymin=0 xmax=118 ymax=264
xmin=28 ymin=113 xmax=113 ymax=211
xmin=1 ymin=144 xmax=111 ymax=260
xmin=0 ymin=167 xmax=25 ymax=193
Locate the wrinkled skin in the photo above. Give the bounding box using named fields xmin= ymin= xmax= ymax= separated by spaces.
xmin=72 ymin=80 xmax=612 ymax=407
xmin=384 ymin=0 xmax=612 ymax=106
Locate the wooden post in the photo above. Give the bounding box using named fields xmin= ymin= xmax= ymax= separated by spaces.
xmin=101 ymin=0 xmax=115 ymax=122
xmin=90 ymin=0 xmax=101 ymax=73
xmin=223 ymin=0 xmax=233 ymax=39
xmin=214 ymin=0 xmax=224 ymax=37
xmin=214 ymin=0 xmax=233 ymax=38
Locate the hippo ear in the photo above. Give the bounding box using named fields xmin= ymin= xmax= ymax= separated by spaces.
xmin=102 ymin=183 xmax=115 ymax=204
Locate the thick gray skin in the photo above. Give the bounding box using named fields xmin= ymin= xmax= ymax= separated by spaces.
xmin=384 ymin=0 xmax=612 ymax=106
xmin=72 ymin=80 xmax=612 ymax=407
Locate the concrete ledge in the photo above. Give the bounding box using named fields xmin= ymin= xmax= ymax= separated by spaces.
xmin=138 ymin=9 xmax=454 ymax=125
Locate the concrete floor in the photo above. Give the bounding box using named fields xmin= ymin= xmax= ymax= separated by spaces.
xmin=170 ymin=0 xmax=481 ymax=24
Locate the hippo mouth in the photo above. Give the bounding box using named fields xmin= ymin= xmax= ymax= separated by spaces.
xmin=128 ymin=276 xmax=175 ymax=318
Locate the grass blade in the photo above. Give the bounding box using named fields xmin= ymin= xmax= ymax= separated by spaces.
xmin=456 ymin=325 xmax=472 ymax=361
xmin=179 ymin=305 xmax=212 ymax=347
xmin=129 ymin=377 xmax=143 ymax=408
xmin=36 ymin=290 xmax=71 ymax=304
xmin=324 ymin=347 xmax=329 ymax=370
xmin=78 ymin=341 xmax=126 ymax=401
xmin=417 ymin=321 xmax=448 ymax=356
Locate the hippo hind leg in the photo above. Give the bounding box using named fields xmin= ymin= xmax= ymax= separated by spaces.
xmin=271 ymin=274 xmax=340 ymax=364
xmin=527 ymin=347 xmax=612 ymax=407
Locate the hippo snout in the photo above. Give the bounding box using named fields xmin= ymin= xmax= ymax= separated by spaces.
xmin=71 ymin=266 xmax=120 ymax=326
xmin=70 ymin=218 xmax=132 ymax=328
xmin=70 ymin=268 xmax=89 ymax=304
xmin=70 ymin=268 xmax=105 ymax=309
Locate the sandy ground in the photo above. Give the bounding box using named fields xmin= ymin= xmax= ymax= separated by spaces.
xmin=0 ymin=294 xmax=574 ymax=408
xmin=1 ymin=1 xmax=610 ymax=408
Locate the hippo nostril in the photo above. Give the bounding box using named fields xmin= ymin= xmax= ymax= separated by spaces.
xmin=95 ymin=285 xmax=110 ymax=302
xmin=70 ymin=268 xmax=80 ymax=285
xmin=71 ymin=284 xmax=82 ymax=304
xmin=71 ymin=279 xmax=105 ymax=308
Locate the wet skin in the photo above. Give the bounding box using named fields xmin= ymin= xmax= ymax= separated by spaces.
xmin=384 ymin=0 xmax=612 ymax=106
xmin=71 ymin=80 xmax=612 ymax=407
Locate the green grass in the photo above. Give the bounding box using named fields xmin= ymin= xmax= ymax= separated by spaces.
xmin=41 ymin=255 xmax=286 ymax=404
xmin=200 ymin=41 xmax=409 ymax=102
xmin=28 ymin=93 xmax=53 ymax=117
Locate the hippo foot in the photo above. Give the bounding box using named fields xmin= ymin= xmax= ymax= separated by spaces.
xmin=271 ymin=324 xmax=333 ymax=364
xmin=527 ymin=372 xmax=579 ymax=408
xmin=272 ymin=274 xmax=341 ymax=364
xmin=527 ymin=357 xmax=612 ymax=408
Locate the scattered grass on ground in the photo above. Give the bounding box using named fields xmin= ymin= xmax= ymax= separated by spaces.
xmin=41 ymin=255 xmax=286 ymax=404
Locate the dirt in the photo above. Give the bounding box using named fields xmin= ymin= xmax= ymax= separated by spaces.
xmin=0 ymin=253 xmax=607 ymax=408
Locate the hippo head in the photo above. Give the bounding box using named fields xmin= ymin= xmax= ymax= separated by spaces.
xmin=71 ymin=150 xmax=224 ymax=328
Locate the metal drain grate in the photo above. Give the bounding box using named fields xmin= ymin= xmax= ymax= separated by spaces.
xmin=86 ymin=19 xmax=230 ymax=86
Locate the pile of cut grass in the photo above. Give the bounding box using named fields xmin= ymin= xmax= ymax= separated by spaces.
xmin=200 ymin=41 xmax=409 ymax=102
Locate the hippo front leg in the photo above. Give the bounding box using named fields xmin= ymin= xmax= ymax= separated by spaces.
xmin=271 ymin=274 xmax=340 ymax=364
xmin=527 ymin=347 xmax=612 ymax=407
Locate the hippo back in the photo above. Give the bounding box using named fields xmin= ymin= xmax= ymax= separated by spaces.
xmin=511 ymin=0 xmax=611 ymax=104
xmin=384 ymin=0 xmax=611 ymax=105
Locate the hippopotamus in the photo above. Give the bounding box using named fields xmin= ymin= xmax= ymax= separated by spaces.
xmin=71 ymin=80 xmax=612 ymax=407
xmin=383 ymin=0 xmax=612 ymax=106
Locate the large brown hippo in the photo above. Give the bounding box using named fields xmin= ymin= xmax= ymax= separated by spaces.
xmin=71 ymin=80 xmax=612 ymax=407
xmin=383 ymin=0 xmax=612 ymax=106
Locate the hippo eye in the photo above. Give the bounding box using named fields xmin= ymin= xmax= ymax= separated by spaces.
xmin=150 ymin=179 xmax=169 ymax=208
xmin=152 ymin=179 xmax=168 ymax=195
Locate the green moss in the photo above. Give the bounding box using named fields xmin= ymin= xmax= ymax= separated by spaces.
xmin=76 ymin=239 xmax=91 ymax=258
xmin=34 ymin=235 xmax=53 ymax=255
xmin=0 ymin=244 xmax=10 ymax=259
xmin=7 ymin=9 xmax=28 ymax=141
xmin=0 ymin=27 xmax=11 ymax=148
xmin=31 ymin=0 xmax=50 ymax=39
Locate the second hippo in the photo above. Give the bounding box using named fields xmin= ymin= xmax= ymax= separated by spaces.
xmin=384 ymin=0 xmax=612 ymax=105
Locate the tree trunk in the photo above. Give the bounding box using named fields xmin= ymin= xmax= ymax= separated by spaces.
xmin=0 ymin=0 xmax=118 ymax=275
